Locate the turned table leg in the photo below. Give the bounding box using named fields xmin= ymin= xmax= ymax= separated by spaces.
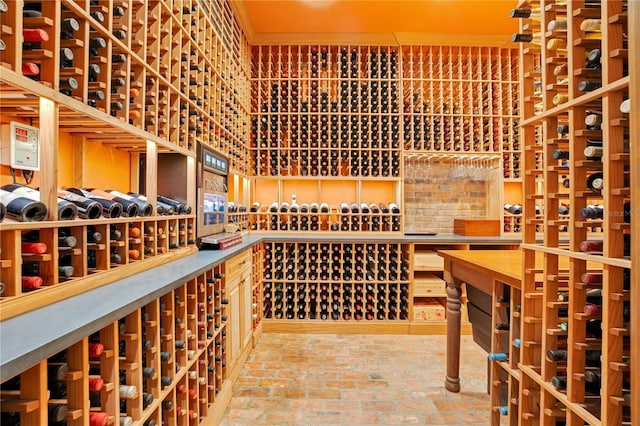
xmin=444 ymin=269 xmax=462 ymax=393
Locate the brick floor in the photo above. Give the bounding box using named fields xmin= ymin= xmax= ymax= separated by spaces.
xmin=219 ymin=333 xmax=490 ymax=425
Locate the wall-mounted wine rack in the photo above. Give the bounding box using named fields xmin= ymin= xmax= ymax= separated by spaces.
xmin=401 ymin=45 xmax=521 ymax=181
xmin=0 ymin=216 xmax=196 ymax=319
xmin=495 ymin=0 xmax=638 ymax=425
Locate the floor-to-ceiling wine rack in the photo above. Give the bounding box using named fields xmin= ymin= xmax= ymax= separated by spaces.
xmin=488 ymin=1 xmax=638 ymax=425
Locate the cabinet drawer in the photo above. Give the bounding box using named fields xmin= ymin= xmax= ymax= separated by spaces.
xmin=226 ymin=250 xmax=251 ymax=283
xmin=227 ymin=250 xmax=251 ymax=272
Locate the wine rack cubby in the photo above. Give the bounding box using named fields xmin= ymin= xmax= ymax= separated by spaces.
xmin=261 ymin=241 xmax=411 ymax=323
xmin=495 ymin=0 xmax=638 ymax=425
xmin=0 ymin=258 xmax=247 ymax=425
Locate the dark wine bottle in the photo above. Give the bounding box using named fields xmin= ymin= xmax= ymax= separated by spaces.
xmin=578 ymin=80 xmax=602 ymax=92
xmin=157 ymin=195 xmax=191 ymax=214
xmin=57 ymin=189 xmax=102 ymax=219
xmin=586 ymin=172 xmax=604 ymax=192
xmin=65 ymin=187 xmax=124 ymax=218
xmin=83 ymin=189 xmax=140 ymax=217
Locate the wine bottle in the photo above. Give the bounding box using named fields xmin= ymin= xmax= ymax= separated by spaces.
xmin=22 ymin=28 xmax=49 ymax=44
xmin=100 ymin=189 xmax=152 ymax=216
xmin=583 ymin=146 xmax=603 ymax=158
xmin=57 ymin=189 xmax=103 ymax=219
xmin=580 ymin=204 xmax=603 ymax=219
xmin=509 ymin=8 xmax=540 ymax=19
xmin=504 ymin=204 xmax=523 ymax=215
xmin=89 ymin=411 xmax=109 ymax=426
xmin=0 ymin=189 xmax=47 ymax=222
xmin=157 ymin=195 xmax=191 ymax=214
xmin=64 ymin=187 xmax=124 ymax=218
xmin=511 ymin=33 xmax=540 ymax=44
xmin=586 ymin=172 xmax=604 ymax=192
xmin=552 ymin=150 xmax=570 ymax=160
xmin=578 ymin=80 xmax=602 ymax=92
xmin=48 ymin=403 xmax=69 ymax=423
xmin=22 ymin=62 xmax=39 ymax=77
xmin=60 ymin=17 xmax=80 ymax=39
xmin=552 ymin=93 xmax=569 ymax=105
xmin=127 ymin=192 xmax=174 ymax=215
xmin=580 ymin=19 xmax=602 ymax=33
xmin=488 ymin=352 xmax=508 ymax=362
xmin=620 ymin=99 xmax=630 ymax=114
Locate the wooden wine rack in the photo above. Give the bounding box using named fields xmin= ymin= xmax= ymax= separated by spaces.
xmin=0 ymin=255 xmax=257 ymax=425
xmin=491 ymin=0 xmax=638 ymax=425
xmin=0 ymin=216 xmax=197 ymax=320
xmin=0 ymin=0 xmax=250 ymax=170
xmin=401 ymin=45 xmax=521 ymax=180
xmin=261 ymin=241 xmax=411 ymax=325
xmin=0 ymin=0 xmax=253 ymax=317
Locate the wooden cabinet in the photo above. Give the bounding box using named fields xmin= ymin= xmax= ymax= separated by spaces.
xmin=225 ymin=248 xmax=252 ymax=373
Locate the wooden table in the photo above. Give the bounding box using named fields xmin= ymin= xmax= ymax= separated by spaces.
xmin=439 ymin=249 xmax=524 ymax=393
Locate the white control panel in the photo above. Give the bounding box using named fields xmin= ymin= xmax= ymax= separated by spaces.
xmin=1 ymin=122 xmax=40 ymax=171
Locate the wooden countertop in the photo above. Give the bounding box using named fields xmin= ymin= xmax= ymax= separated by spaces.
xmin=439 ymin=249 xmax=524 ymax=289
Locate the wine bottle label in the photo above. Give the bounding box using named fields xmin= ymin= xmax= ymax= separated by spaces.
xmin=58 ymin=189 xmax=90 ymax=204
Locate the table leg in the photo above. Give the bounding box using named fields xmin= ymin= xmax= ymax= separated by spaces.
xmin=444 ymin=270 xmax=462 ymax=393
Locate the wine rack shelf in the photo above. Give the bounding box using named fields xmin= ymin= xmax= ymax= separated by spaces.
xmin=0 ymin=0 xmax=250 ymax=172
xmin=0 ymin=216 xmax=197 ymax=319
xmin=261 ymin=241 xmax=411 ymax=322
xmin=0 ymin=251 xmax=257 ymax=426
xmin=250 ymin=45 xmax=402 ymax=179
xmin=494 ymin=0 xmax=638 ymax=425
xmin=250 ymin=202 xmax=402 ymax=234
xmin=401 ymin=45 xmax=521 ymax=181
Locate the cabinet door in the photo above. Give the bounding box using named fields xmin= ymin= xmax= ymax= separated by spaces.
xmin=229 ymin=285 xmax=240 ymax=365
xmin=241 ymin=276 xmax=252 ymax=348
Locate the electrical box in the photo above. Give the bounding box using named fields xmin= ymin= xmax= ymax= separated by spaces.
xmin=1 ymin=122 xmax=40 ymax=171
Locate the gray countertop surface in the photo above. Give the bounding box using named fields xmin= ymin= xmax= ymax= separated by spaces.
xmin=0 ymin=233 xmax=521 ymax=381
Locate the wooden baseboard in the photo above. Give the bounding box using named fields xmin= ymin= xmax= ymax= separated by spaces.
xmin=252 ymin=322 xmax=263 ymax=347
xmin=262 ymin=320 xmax=411 ymax=334
xmin=409 ymin=321 xmax=473 ymax=335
